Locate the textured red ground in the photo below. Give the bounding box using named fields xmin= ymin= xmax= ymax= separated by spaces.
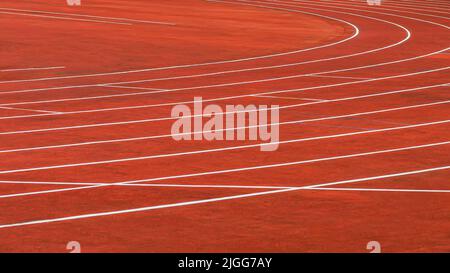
xmin=0 ymin=0 xmax=449 ymax=252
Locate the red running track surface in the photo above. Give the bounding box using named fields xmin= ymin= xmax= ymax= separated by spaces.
xmin=0 ymin=0 xmax=449 ymax=252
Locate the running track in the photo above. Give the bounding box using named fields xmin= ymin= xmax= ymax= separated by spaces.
xmin=0 ymin=0 xmax=449 ymax=252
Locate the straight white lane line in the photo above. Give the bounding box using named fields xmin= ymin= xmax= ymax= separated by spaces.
xmin=0 ymin=66 xmax=65 ymax=72
xmin=0 ymin=63 xmax=448 ymax=122
xmin=303 ymin=165 xmax=450 ymax=189
xmin=0 ymin=94 xmax=447 ymax=136
xmin=0 ymin=180 xmax=103 ymax=186
xmin=0 ymin=106 xmax=62 ymax=114
xmin=0 ymin=188 xmax=297 ymax=229
xmin=251 ymin=95 xmax=329 ymax=101
xmin=0 ymin=7 xmax=177 ymax=26
xmin=308 ymin=187 xmax=450 ymax=193
xmin=102 ymin=84 xmax=168 ymax=91
xmin=2 ymin=118 xmax=449 ymax=174
xmin=305 ymin=74 xmax=372 ymax=80
xmin=0 ymin=110 xmax=447 ymax=157
xmin=1 ymin=164 xmax=449 ymax=199
xmin=0 ymin=11 xmax=132 ymax=25
xmin=113 ymin=141 xmax=450 ymax=186
xmin=1 ymin=165 xmax=449 ymax=228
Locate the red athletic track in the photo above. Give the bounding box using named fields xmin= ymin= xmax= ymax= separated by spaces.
xmin=0 ymin=0 xmax=449 ymax=253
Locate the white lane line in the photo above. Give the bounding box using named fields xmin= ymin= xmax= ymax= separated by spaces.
xmin=0 ymin=0 xmax=442 ymax=96
xmin=239 ymin=0 xmax=450 ymax=26
xmin=0 ymin=180 xmax=103 ymax=186
xmin=305 ymin=74 xmax=372 ymax=80
xmin=281 ymin=0 xmax=450 ymax=14
xmin=0 ymin=108 xmax=448 ymax=177
xmin=0 ymin=106 xmax=62 ymax=114
xmin=3 ymin=4 xmax=414 ymax=92
xmin=0 ymin=2 xmax=417 ymax=110
xmin=0 ymin=188 xmax=297 ymax=229
xmin=0 ymin=116 xmax=448 ymax=175
xmin=308 ymin=187 xmax=450 ymax=193
xmin=289 ymin=0 xmax=450 ymax=18
xmin=251 ymin=95 xmax=329 ymax=101
xmin=0 ymin=10 xmax=132 ymax=25
xmin=112 ymin=141 xmax=450 ymax=186
xmin=1 ymin=164 xmax=449 ymax=199
xmin=369 ymin=0 xmax=450 ymax=12
xmin=0 ymin=89 xmax=447 ymax=136
xmin=302 ymin=166 xmax=450 ymax=189
xmin=1 ymin=63 xmax=448 ymax=121
xmin=0 ymin=7 xmax=177 ymax=26
xmin=1 ymin=94 xmax=446 ymax=154
xmin=1 ymin=163 xmax=449 ymax=200
xmin=0 ymin=66 xmax=65 ymax=72
xmin=0 ymin=0 xmax=442 ymax=227
xmin=0 ymin=182 xmax=289 ymax=199
xmin=0 ymin=66 xmax=444 ymax=120
xmin=0 ymin=4 xmax=359 ymax=84
xmin=102 ymin=84 xmax=168 ymax=91
xmin=1 ymin=164 xmax=449 ymax=228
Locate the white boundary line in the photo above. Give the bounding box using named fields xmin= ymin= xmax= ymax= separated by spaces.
xmin=2 ymin=3 xmax=413 ymax=92
xmin=1 ymin=111 xmax=449 ymax=174
xmin=288 ymin=0 xmax=450 ymax=18
xmin=0 ymin=96 xmax=447 ymax=154
xmin=0 ymin=0 xmax=444 ymax=96
xmin=293 ymin=0 xmax=450 ymax=13
xmin=342 ymin=0 xmax=449 ymax=11
xmin=2 ymin=0 xmax=445 ymax=120
xmin=1 ymin=164 xmax=449 ymax=193
xmin=0 ymin=0 xmax=446 ymax=227
xmin=103 ymin=85 xmax=167 ymax=92
xmin=0 ymin=188 xmax=297 ymax=229
xmin=0 ymin=80 xmax=446 ymax=134
xmin=2 ymin=64 xmax=448 ymax=121
xmin=0 ymin=66 xmax=65 ymax=72
xmin=0 ymin=106 xmax=62 ymax=114
xmin=0 ymin=4 xmax=359 ymax=84
xmin=0 ymin=7 xmax=177 ymax=26
xmin=308 ymin=187 xmax=450 ymax=193
xmin=0 ymin=10 xmax=132 ymax=25
xmin=305 ymin=74 xmax=372 ymax=80
xmin=251 ymin=95 xmax=329 ymax=101
xmin=0 ymin=164 xmax=449 ymax=228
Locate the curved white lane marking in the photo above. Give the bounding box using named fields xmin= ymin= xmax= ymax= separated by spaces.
xmin=0 ymin=4 xmax=359 ymax=84
xmin=0 ymin=164 xmax=449 ymax=229
xmin=3 ymin=0 xmax=449 ymax=120
xmin=292 ymin=0 xmax=450 ymax=14
xmin=285 ymin=0 xmax=450 ymax=19
xmin=0 ymin=7 xmax=408 ymax=105
xmin=1 ymin=0 xmax=446 ymax=124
